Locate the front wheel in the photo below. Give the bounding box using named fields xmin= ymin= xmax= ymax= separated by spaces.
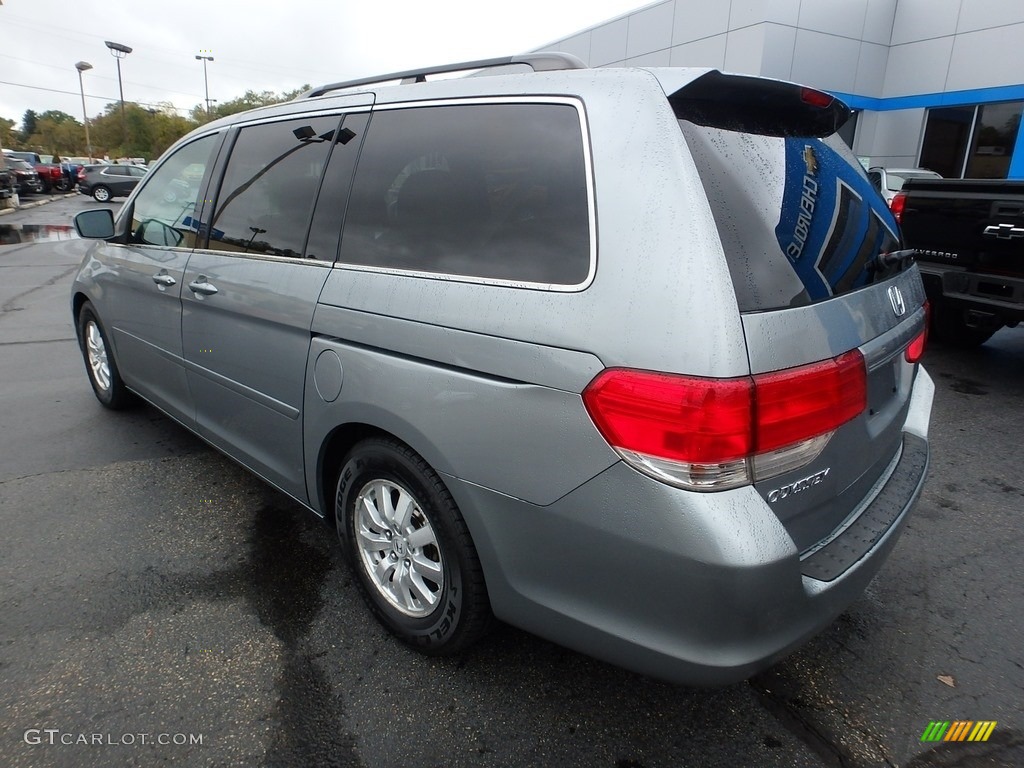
xmin=336 ymin=437 xmax=492 ymax=654
xmin=92 ymin=185 xmax=112 ymax=202
xmin=77 ymin=301 xmax=133 ymax=409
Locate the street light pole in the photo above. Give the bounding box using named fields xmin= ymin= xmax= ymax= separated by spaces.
xmin=195 ymin=54 xmax=214 ymax=118
xmin=104 ymin=40 xmax=132 ymax=150
xmin=75 ymin=61 xmax=93 ymax=159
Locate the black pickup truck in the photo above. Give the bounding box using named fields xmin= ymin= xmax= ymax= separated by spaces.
xmin=894 ymin=178 xmax=1024 ymax=346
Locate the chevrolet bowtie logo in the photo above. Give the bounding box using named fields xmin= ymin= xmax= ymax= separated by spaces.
xmin=803 ymin=146 xmax=818 ymax=176
xmin=982 ymin=223 xmax=1024 ymax=240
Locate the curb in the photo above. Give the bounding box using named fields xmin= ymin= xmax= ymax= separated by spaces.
xmin=0 ymin=192 xmax=80 ymax=217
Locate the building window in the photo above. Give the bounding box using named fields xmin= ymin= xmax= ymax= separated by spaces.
xmin=919 ymin=102 xmax=1022 ymax=179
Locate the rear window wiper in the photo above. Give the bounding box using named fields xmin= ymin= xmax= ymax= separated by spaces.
xmin=869 ymin=248 xmax=916 ymax=274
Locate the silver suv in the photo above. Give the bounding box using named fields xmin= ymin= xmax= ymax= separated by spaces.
xmin=69 ymin=54 xmax=934 ymax=685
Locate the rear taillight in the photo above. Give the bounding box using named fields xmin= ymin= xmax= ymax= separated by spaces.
xmin=890 ymin=191 xmax=907 ymax=224
xmin=905 ymin=301 xmax=929 ymax=363
xmin=583 ymin=351 xmax=867 ymax=491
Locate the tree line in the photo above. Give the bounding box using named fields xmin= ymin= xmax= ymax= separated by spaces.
xmin=1 ymin=86 xmax=309 ymax=162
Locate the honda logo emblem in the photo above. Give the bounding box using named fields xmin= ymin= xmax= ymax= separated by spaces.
xmin=887 ymin=286 xmax=906 ymax=317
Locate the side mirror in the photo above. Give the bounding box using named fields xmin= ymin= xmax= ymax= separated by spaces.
xmin=74 ymin=209 xmax=115 ymax=239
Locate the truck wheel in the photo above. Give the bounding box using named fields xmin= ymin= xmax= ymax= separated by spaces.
xmin=335 ymin=437 xmax=492 ymax=655
xmin=931 ymin=302 xmax=998 ymax=347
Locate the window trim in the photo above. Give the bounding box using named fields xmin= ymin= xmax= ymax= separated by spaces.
xmin=186 ymin=246 xmax=335 ymax=268
xmin=332 ymin=95 xmax=598 ymax=293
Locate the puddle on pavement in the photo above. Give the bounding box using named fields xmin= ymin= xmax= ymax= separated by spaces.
xmin=0 ymin=224 xmax=79 ymax=245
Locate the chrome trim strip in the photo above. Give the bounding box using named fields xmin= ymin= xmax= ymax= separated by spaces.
xmin=230 ymin=104 xmax=373 ymax=129
xmin=187 ymin=248 xmax=334 ymax=267
xmin=860 ymin=305 xmax=925 ymax=372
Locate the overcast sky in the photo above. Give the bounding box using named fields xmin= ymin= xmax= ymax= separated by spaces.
xmin=1 ymin=0 xmax=646 ymax=128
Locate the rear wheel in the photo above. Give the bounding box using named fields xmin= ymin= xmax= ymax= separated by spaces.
xmin=92 ymin=185 xmax=112 ymax=202
xmin=336 ymin=437 xmax=492 ymax=654
xmin=77 ymin=301 xmax=133 ymax=409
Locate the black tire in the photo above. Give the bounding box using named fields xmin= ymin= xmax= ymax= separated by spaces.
xmin=336 ymin=437 xmax=492 ymax=655
xmin=76 ymin=301 xmax=134 ymax=409
xmin=931 ymin=301 xmax=998 ymax=347
xmin=92 ymin=185 xmax=112 ymax=203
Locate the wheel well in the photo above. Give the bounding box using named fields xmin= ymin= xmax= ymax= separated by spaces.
xmin=318 ymin=423 xmax=391 ymax=527
xmin=71 ymin=292 xmax=89 ymax=335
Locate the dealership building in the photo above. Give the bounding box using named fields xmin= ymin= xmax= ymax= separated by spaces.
xmin=540 ymin=0 xmax=1024 ymax=179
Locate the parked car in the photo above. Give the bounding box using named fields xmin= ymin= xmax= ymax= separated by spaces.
xmin=5 ymin=157 xmax=44 ymax=195
xmin=77 ymin=164 xmax=149 ymax=202
xmin=867 ymin=166 xmax=942 ymax=206
xmin=68 ymin=54 xmax=934 ymax=686
xmin=2 ymin=150 xmax=66 ymax=192
xmin=895 ymin=176 xmax=1024 ymax=346
xmin=0 ymin=161 xmax=13 ymax=201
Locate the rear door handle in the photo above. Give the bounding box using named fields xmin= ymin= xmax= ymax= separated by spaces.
xmin=151 ymin=273 xmax=176 ymax=287
xmin=188 ymin=278 xmax=219 ymax=296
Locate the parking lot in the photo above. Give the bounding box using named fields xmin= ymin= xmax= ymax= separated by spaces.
xmin=1 ymin=197 xmax=1022 ymax=768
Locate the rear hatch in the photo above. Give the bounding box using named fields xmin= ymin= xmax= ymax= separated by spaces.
xmin=670 ymin=71 xmax=927 ymax=552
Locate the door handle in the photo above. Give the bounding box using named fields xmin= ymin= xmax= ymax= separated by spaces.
xmin=151 ymin=273 xmax=176 ymax=287
xmin=188 ymin=278 xmax=219 ymax=296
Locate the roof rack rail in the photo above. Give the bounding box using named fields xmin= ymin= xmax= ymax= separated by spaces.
xmin=299 ymin=51 xmax=587 ymax=99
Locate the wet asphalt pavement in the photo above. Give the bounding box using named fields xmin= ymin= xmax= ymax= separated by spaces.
xmin=1 ymin=197 xmax=1022 ymax=767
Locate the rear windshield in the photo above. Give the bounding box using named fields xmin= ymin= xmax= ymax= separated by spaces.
xmin=678 ymin=122 xmax=900 ymax=312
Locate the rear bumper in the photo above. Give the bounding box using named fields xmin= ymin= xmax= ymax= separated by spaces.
xmin=919 ymin=263 xmax=1024 ymax=323
xmin=448 ymin=367 xmax=934 ymax=686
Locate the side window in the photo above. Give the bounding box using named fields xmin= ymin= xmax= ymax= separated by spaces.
xmin=339 ymin=103 xmax=592 ymax=286
xmin=867 ymin=171 xmax=882 ymax=191
xmin=208 ymin=116 xmax=339 ymax=258
xmin=129 ymin=166 xmax=147 ymax=178
xmin=130 ymin=134 xmax=218 ymax=248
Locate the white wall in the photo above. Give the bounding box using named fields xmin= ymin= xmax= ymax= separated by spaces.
xmin=536 ymin=0 xmax=1024 ymax=167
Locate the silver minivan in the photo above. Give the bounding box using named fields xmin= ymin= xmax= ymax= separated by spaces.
xmin=70 ymin=54 xmax=934 ymax=685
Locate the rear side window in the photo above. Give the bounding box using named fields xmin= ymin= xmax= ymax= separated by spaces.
xmin=208 ymin=116 xmax=339 ymax=258
xmin=339 ymin=102 xmax=592 ymax=286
